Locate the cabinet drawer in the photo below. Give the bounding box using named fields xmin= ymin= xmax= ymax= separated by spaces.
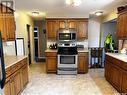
xmin=78 ymin=52 xmax=87 ymax=56
xmin=21 ymin=58 xmax=27 ymax=67
xmin=5 ymin=67 xmax=11 ymax=78
xmin=11 ymin=63 xmax=20 ymax=74
xmin=46 ymin=52 xmax=57 ymax=57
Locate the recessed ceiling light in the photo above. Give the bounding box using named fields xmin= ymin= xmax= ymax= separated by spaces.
xmin=32 ymin=11 xmax=39 ymax=16
xmin=95 ymin=11 xmax=103 ymax=16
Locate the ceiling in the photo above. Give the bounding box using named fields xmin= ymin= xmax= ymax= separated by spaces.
xmin=15 ymin=0 xmax=127 ymax=19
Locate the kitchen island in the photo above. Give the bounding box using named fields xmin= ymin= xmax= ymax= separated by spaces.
xmin=45 ymin=49 xmax=89 ymax=74
xmin=4 ymin=55 xmax=28 ymax=95
xmin=105 ymin=53 xmax=127 ymax=94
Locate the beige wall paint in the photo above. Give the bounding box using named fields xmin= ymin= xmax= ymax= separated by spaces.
xmin=103 ymin=10 xmax=117 ymax=22
xmin=15 ymin=10 xmax=34 ymax=62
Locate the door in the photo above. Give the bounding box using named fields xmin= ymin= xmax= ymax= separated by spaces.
xmin=0 ymin=32 xmax=6 ymax=89
xmin=26 ymin=24 xmax=31 ymax=65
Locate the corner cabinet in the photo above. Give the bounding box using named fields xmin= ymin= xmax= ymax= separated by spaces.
xmin=0 ymin=5 xmax=15 ymax=41
xmin=46 ymin=18 xmax=88 ymax=40
xmin=117 ymin=6 xmax=127 ymax=39
xmin=105 ymin=54 xmax=127 ymax=93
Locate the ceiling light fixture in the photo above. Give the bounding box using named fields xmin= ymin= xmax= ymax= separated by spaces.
xmin=66 ymin=0 xmax=82 ymax=7
xmin=95 ymin=11 xmax=103 ymax=16
xmin=32 ymin=11 xmax=39 ymax=16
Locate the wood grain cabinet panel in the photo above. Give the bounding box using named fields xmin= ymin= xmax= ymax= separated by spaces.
xmin=4 ymin=58 xmax=28 ymax=95
xmin=77 ymin=20 xmax=88 ymax=39
xmin=117 ymin=12 xmax=127 ymax=39
xmin=0 ymin=13 xmax=15 ymax=41
xmin=46 ymin=18 xmax=88 ymax=40
xmin=121 ymin=71 xmax=127 ymax=93
xmin=105 ymin=55 xmax=127 ymax=93
xmin=78 ymin=52 xmax=88 ymax=74
xmin=46 ymin=52 xmax=57 ymax=73
xmin=46 ymin=20 xmax=58 ymax=39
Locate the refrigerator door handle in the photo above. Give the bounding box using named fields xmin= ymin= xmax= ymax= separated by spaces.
xmin=0 ymin=31 xmax=5 ymax=89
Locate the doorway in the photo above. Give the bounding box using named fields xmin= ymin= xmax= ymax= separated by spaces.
xmin=26 ymin=24 xmax=31 ymax=65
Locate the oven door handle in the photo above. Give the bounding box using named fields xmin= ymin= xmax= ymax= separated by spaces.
xmin=58 ymin=55 xmax=78 ymax=56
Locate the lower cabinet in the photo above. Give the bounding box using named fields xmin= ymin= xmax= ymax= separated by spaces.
xmin=78 ymin=52 xmax=88 ymax=74
xmin=121 ymin=71 xmax=127 ymax=93
xmin=46 ymin=52 xmax=57 ymax=73
xmin=45 ymin=51 xmax=89 ymax=74
xmin=105 ymin=55 xmax=127 ymax=93
xmin=4 ymin=58 xmax=28 ymax=95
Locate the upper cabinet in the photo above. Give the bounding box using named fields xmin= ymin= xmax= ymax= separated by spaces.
xmin=77 ymin=20 xmax=88 ymax=39
xmin=46 ymin=18 xmax=88 ymax=40
xmin=46 ymin=20 xmax=58 ymax=39
xmin=117 ymin=5 xmax=127 ymax=39
xmin=0 ymin=4 xmax=15 ymax=41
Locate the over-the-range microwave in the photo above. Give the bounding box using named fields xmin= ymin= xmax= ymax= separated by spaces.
xmin=58 ymin=29 xmax=77 ymax=42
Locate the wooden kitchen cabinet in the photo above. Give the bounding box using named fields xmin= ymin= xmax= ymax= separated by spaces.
xmin=46 ymin=20 xmax=58 ymax=39
xmin=105 ymin=54 xmax=127 ymax=93
xmin=58 ymin=19 xmax=77 ymax=29
xmin=4 ymin=77 xmax=11 ymax=95
xmin=121 ymin=71 xmax=127 ymax=93
xmin=46 ymin=18 xmax=88 ymax=40
xmin=46 ymin=52 xmax=57 ymax=73
xmin=117 ymin=12 xmax=127 ymax=39
xmin=0 ymin=5 xmax=15 ymax=41
xmin=21 ymin=64 xmax=29 ymax=88
xmin=77 ymin=20 xmax=88 ymax=39
xmin=4 ymin=58 xmax=28 ymax=95
xmin=117 ymin=5 xmax=127 ymax=39
xmin=78 ymin=52 xmax=88 ymax=74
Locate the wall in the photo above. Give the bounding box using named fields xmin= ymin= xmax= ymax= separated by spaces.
xmin=88 ymin=17 xmax=102 ymax=47
xmin=34 ymin=20 xmax=46 ymax=58
xmin=3 ymin=10 xmax=34 ymax=62
xmin=15 ymin=10 xmax=34 ymax=62
xmin=100 ymin=21 xmax=118 ymax=48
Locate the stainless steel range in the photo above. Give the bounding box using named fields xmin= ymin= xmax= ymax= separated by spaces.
xmin=57 ymin=29 xmax=78 ymax=75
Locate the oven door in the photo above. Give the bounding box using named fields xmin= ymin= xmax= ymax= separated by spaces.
xmin=58 ymin=55 xmax=78 ymax=68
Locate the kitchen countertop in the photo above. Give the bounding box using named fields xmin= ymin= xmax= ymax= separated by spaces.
xmin=45 ymin=49 xmax=89 ymax=53
xmin=106 ymin=53 xmax=127 ymax=63
xmin=4 ymin=55 xmax=28 ymax=69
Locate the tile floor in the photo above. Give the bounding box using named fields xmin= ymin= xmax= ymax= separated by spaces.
xmin=21 ymin=63 xmax=119 ymax=95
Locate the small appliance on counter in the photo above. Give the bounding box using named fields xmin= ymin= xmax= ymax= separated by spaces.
xmin=49 ymin=43 xmax=57 ymax=49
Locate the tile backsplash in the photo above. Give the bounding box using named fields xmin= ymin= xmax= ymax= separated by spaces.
xmin=47 ymin=40 xmax=88 ymax=49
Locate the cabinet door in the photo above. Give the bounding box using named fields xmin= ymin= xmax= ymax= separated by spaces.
xmin=0 ymin=14 xmax=7 ymax=41
xmin=77 ymin=20 xmax=88 ymax=39
xmin=46 ymin=20 xmax=58 ymax=39
xmin=110 ymin=64 xmax=122 ymax=91
xmin=117 ymin=13 xmax=127 ymax=39
xmin=59 ymin=20 xmax=66 ymax=29
xmin=78 ymin=53 xmax=88 ymax=74
xmin=21 ymin=65 xmax=28 ymax=87
xmin=68 ymin=20 xmax=77 ymax=29
xmin=13 ymin=70 xmax=21 ymax=95
xmin=4 ymin=77 xmax=11 ymax=95
xmin=46 ymin=57 xmax=57 ymax=73
xmin=121 ymin=71 xmax=127 ymax=93
xmin=105 ymin=60 xmax=111 ymax=82
xmin=6 ymin=14 xmax=15 ymax=41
